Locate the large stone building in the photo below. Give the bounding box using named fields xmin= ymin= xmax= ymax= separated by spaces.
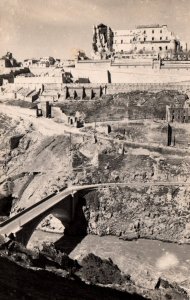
xmin=113 ymin=24 xmax=185 ymax=54
xmin=92 ymin=24 xmax=186 ymax=59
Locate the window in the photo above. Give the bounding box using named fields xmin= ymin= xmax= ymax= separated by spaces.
xmin=144 ymin=37 xmax=146 ymax=41
xmin=159 ymin=46 xmax=162 ymax=51
xmin=152 ymin=47 xmax=154 ymax=50
xmin=144 ymin=30 xmax=146 ymax=34
xmin=166 ymin=36 xmax=168 ymax=40
xmin=152 ymin=37 xmax=154 ymax=41
xmin=121 ymin=40 xmax=123 ymax=44
xmin=160 ymin=29 xmax=162 ymax=33
xmin=166 ymin=46 xmax=168 ymax=50
xmin=152 ymin=30 xmax=154 ymax=33
xmin=160 ymin=37 xmax=162 ymax=40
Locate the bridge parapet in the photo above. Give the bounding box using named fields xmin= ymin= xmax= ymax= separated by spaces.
xmin=0 ymin=182 xmax=189 ymax=246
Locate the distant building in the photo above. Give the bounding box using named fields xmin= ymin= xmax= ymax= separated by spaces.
xmin=166 ymin=100 xmax=190 ymax=123
xmin=22 ymin=56 xmax=55 ymax=68
xmin=113 ymin=24 xmax=183 ymax=55
xmin=92 ymin=24 xmax=187 ymax=59
xmin=39 ymin=56 xmax=55 ymax=67
xmin=22 ymin=59 xmax=39 ymax=68
xmin=57 ymin=59 xmax=75 ymax=67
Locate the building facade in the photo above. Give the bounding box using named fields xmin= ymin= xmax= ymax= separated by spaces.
xmin=92 ymin=24 xmax=186 ymax=59
xmin=113 ymin=25 xmax=184 ymax=55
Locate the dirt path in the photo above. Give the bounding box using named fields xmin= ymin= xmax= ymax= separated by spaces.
xmin=0 ymin=104 xmax=80 ymax=136
xmin=1 ymin=103 xmax=190 ymax=157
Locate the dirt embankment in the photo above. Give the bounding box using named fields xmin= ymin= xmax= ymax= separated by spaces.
xmin=0 ymin=113 xmax=73 ymax=214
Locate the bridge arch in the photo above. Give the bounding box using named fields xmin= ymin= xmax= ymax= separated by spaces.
xmin=0 ymin=184 xmax=111 ymax=249
xmin=15 ymin=192 xmax=89 ymax=249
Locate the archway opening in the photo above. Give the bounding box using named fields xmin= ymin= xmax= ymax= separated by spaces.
xmin=26 ymin=194 xmax=88 ymax=254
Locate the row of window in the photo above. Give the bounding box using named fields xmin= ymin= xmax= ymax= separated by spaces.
xmin=117 ymin=36 xmax=169 ymax=44
xmin=144 ymin=29 xmax=163 ymax=34
xmin=144 ymin=36 xmax=169 ymax=41
xmin=118 ymin=46 xmax=168 ymax=51
xmin=114 ymin=29 xmax=166 ymax=35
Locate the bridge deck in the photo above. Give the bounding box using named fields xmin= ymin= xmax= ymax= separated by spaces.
xmin=0 ymin=182 xmax=188 ymax=236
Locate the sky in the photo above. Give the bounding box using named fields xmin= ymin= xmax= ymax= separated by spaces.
xmin=0 ymin=0 xmax=190 ymax=61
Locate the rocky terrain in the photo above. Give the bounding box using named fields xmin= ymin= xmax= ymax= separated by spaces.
xmin=1 ymin=110 xmax=190 ymax=245
xmin=82 ymin=185 xmax=190 ymax=243
xmin=1 ymin=90 xmax=190 ymax=298
xmin=0 ymin=237 xmax=188 ymax=300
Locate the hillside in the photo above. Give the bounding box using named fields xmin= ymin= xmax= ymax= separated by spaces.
xmin=57 ymin=90 xmax=188 ymax=122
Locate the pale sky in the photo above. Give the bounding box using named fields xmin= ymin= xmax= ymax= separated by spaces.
xmin=0 ymin=0 xmax=190 ymax=61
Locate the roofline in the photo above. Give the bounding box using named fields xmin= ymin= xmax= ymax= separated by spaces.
xmin=136 ymin=24 xmax=167 ymax=29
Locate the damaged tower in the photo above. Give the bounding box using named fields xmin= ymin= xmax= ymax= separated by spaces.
xmin=92 ymin=24 xmax=113 ymax=59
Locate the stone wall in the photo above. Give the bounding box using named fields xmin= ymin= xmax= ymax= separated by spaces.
xmin=106 ymin=83 xmax=190 ymax=94
xmin=74 ymin=60 xmax=190 ymax=83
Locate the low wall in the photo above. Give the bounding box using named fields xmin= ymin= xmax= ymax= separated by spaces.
xmin=106 ymin=83 xmax=190 ymax=94
xmin=74 ymin=60 xmax=190 ymax=84
xmin=2 ymin=82 xmax=190 ymax=102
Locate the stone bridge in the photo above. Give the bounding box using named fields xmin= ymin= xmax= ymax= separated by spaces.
xmin=0 ymin=182 xmax=188 ymax=247
xmin=0 ymin=184 xmax=107 ymax=246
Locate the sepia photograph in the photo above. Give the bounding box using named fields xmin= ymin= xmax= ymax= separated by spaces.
xmin=0 ymin=0 xmax=190 ymax=299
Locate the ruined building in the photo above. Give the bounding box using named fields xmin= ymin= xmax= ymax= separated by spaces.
xmin=0 ymin=52 xmax=20 ymax=68
xmin=166 ymin=105 xmax=190 ymax=123
xmin=92 ymin=24 xmax=186 ymax=59
xmin=165 ymin=95 xmax=190 ymax=123
xmin=92 ymin=24 xmax=114 ymax=59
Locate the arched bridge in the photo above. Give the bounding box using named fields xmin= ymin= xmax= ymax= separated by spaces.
xmin=0 ymin=181 xmax=187 ymax=246
xmin=0 ymin=183 xmax=109 ymax=246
